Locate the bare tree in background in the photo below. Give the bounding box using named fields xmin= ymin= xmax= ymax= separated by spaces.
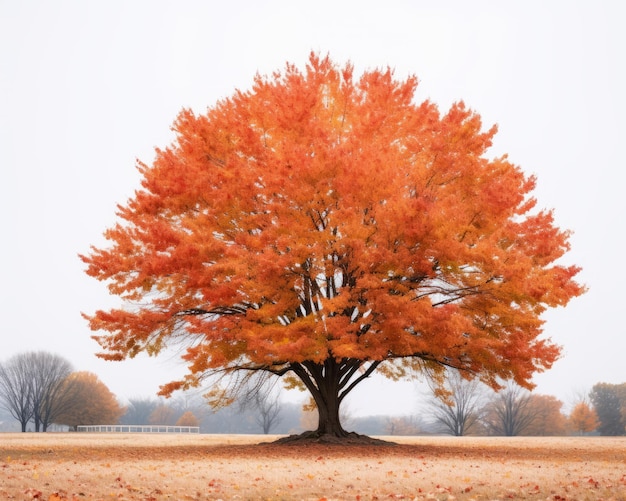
xmin=119 ymin=398 xmax=159 ymax=425
xmin=483 ymin=384 xmax=535 ymax=436
xmin=233 ymin=372 xmax=284 ymax=434
xmin=427 ymin=369 xmax=486 ymax=436
xmin=0 ymin=352 xmax=73 ymax=432
xmin=254 ymin=389 xmax=282 ymax=434
xmin=29 ymin=352 xmax=74 ymax=431
xmin=148 ymin=403 xmax=178 ymax=425
xmin=170 ymin=391 xmax=212 ymax=427
xmin=0 ymin=355 xmax=33 ymax=431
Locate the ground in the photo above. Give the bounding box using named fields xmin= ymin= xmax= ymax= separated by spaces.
xmin=1 ymin=433 xmax=625 ymax=500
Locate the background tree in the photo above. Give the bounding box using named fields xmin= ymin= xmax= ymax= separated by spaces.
xmin=170 ymin=392 xmax=212 ymax=428
xmin=119 ymin=397 xmax=158 ymax=425
xmin=175 ymin=410 xmax=200 ymax=427
xmin=0 ymin=352 xmax=73 ymax=432
xmin=614 ymin=384 xmax=626 ymax=431
xmin=253 ymin=390 xmax=283 ymax=434
xmin=426 ymin=369 xmax=485 ymax=436
xmin=29 ymin=352 xmax=74 ymax=431
xmin=522 ymin=394 xmax=566 ymax=436
xmin=81 ymin=54 xmax=584 ymax=440
xmin=483 ymin=384 xmax=535 ymax=436
xmin=590 ymin=383 xmax=626 ymax=436
xmin=149 ymin=403 xmax=177 ymax=425
xmin=53 ymin=372 xmax=124 ymax=431
xmin=0 ymin=354 xmax=34 ymax=431
xmin=233 ymin=372 xmax=284 ymax=434
xmin=568 ymin=402 xmax=599 ymax=435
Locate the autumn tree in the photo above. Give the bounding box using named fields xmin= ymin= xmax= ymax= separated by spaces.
xmin=175 ymin=410 xmax=200 ymax=427
xmin=427 ymin=369 xmax=486 ymax=436
xmin=568 ymin=402 xmax=599 ymax=435
xmin=149 ymin=404 xmax=177 ymax=425
xmin=523 ymin=394 xmax=566 ymax=436
xmin=590 ymin=383 xmax=626 ymax=436
xmin=81 ymin=54 xmax=584 ymax=440
xmin=54 ymin=372 xmax=124 ymax=430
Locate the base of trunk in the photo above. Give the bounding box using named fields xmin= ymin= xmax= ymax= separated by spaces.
xmin=273 ymin=430 xmax=395 ymax=445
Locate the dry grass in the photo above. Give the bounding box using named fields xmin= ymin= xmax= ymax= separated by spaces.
xmin=1 ymin=433 xmax=625 ymax=500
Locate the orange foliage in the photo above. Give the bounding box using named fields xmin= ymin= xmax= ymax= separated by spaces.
xmin=81 ymin=54 xmax=584 ymax=432
xmin=148 ymin=405 xmax=177 ymax=426
xmin=176 ymin=410 xmax=200 ymax=427
xmin=523 ymin=394 xmax=567 ymax=436
xmin=55 ymin=372 xmax=124 ymax=429
xmin=569 ymin=402 xmax=600 ymax=435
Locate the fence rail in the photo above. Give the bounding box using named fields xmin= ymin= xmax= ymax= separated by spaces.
xmin=76 ymin=425 xmax=200 ymax=433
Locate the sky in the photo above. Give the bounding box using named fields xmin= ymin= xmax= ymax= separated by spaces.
xmin=1 ymin=1 xmax=625 ymax=418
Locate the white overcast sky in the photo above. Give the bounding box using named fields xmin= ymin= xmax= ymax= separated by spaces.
xmin=1 ymin=1 xmax=624 ymax=417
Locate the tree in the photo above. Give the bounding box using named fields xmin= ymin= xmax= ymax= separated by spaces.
xmin=29 ymin=352 xmax=74 ymax=432
xmin=523 ymin=394 xmax=566 ymax=436
xmin=427 ymin=369 xmax=485 ymax=436
xmin=0 ymin=352 xmax=73 ymax=432
xmin=234 ymin=372 xmax=283 ymax=434
xmin=81 ymin=53 xmax=585 ymax=440
xmin=149 ymin=404 xmax=177 ymax=425
xmin=175 ymin=410 xmax=200 ymax=427
xmin=0 ymin=355 xmax=34 ymax=432
xmin=590 ymin=383 xmax=626 ymax=436
xmin=483 ymin=385 xmax=535 ymax=436
xmin=119 ymin=397 xmax=159 ymax=425
xmin=568 ymin=402 xmax=599 ymax=435
xmin=53 ymin=372 xmax=124 ymax=431
xmin=252 ymin=389 xmax=282 ymax=434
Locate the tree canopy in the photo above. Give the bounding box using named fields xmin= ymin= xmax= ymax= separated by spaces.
xmin=568 ymin=401 xmax=599 ymax=435
xmin=590 ymin=383 xmax=626 ymax=436
xmin=0 ymin=352 xmax=73 ymax=432
xmin=82 ymin=54 xmax=584 ymax=439
xmin=54 ymin=371 xmax=124 ymax=430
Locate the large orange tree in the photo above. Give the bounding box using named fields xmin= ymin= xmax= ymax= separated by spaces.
xmin=82 ymin=54 xmax=584 ymax=439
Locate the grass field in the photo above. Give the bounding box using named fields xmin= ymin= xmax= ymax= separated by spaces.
xmin=1 ymin=433 xmax=625 ymax=500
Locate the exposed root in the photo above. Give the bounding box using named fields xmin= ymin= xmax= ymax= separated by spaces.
xmin=272 ymin=430 xmax=395 ymax=445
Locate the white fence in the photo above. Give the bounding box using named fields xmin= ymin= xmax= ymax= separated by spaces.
xmin=76 ymin=425 xmax=199 ymax=433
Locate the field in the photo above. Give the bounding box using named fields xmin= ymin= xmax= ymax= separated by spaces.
xmin=1 ymin=433 xmax=625 ymax=500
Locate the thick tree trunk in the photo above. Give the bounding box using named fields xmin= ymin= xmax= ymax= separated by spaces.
xmin=275 ymin=359 xmax=390 ymax=444
xmin=314 ymin=386 xmax=347 ymax=437
xmin=308 ymin=359 xmax=348 ymax=437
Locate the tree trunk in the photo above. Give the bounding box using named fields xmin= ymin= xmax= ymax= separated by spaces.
xmin=276 ymin=359 xmax=389 ymax=444
xmin=293 ymin=359 xmax=353 ymax=438
xmin=314 ymin=387 xmax=347 ymax=437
